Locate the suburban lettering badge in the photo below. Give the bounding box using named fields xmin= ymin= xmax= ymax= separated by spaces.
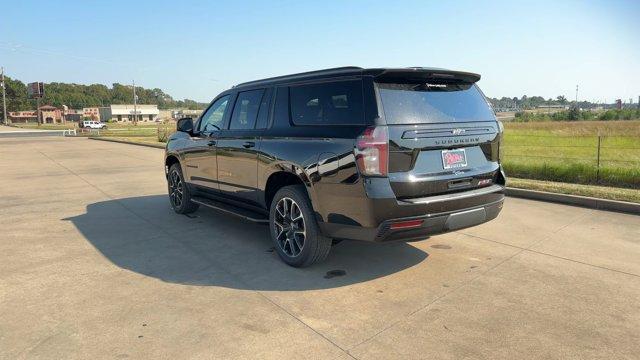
xmin=434 ymin=137 xmax=480 ymax=145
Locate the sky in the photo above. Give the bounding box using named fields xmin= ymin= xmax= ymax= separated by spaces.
xmin=1 ymin=0 xmax=639 ymax=103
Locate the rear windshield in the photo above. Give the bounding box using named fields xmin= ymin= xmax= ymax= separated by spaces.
xmin=377 ymin=82 xmax=495 ymax=124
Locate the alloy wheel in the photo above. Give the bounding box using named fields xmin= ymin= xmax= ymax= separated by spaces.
xmin=169 ymin=170 xmax=184 ymax=208
xmin=273 ymin=197 xmax=306 ymax=257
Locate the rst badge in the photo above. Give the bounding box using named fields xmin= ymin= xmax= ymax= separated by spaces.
xmin=442 ymin=149 xmax=467 ymax=169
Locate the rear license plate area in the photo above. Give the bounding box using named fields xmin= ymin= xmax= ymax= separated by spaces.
xmin=442 ymin=149 xmax=467 ymax=169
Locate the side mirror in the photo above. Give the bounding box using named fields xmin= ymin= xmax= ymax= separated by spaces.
xmin=177 ymin=117 xmax=193 ymax=133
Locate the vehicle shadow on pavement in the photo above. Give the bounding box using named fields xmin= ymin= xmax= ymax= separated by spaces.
xmin=66 ymin=195 xmax=428 ymax=290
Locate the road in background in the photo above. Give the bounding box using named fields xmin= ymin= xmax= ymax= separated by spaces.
xmin=1 ymin=136 xmax=639 ymax=359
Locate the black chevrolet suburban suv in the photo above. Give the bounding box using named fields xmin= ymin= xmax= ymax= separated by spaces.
xmin=165 ymin=67 xmax=505 ymax=267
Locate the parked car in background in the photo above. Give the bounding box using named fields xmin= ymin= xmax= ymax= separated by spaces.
xmin=81 ymin=120 xmax=107 ymax=129
xmin=164 ymin=67 xmax=506 ymax=267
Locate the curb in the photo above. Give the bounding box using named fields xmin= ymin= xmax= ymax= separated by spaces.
xmin=505 ymin=187 xmax=640 ymax=215
xmin=88 ymin=136 xmax=166 ymax=149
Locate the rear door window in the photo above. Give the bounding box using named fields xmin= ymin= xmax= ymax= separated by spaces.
xmin=377 ymin=83 xmax=495 ymax=124
xmin=289 ymin=80 xmax=364 ymax=125
xmin=255 ymin=88 xmax=273 ymax=129
xmin=229 ymin=89 xmax=265 ymax=130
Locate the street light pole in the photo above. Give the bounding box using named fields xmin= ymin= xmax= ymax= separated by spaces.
xmin=1 ymin=67 xmax=7 ymax=125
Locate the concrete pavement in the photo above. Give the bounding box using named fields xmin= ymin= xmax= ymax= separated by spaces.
xmin=1 ymin=136 xmax=639 ymax=359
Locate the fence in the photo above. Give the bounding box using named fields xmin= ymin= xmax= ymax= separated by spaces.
xmin=76 ymin=126 xmax=158 ymax=137
xmin=501 ymin=134 xmax=640 ymax=188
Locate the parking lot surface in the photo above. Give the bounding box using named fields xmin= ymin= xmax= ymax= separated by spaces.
xmin=1 ymin=136 xmax=639 ymax=359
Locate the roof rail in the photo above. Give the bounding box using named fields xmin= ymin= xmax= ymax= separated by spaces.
xmin=233 ymin=66 xmax=363 ymax=88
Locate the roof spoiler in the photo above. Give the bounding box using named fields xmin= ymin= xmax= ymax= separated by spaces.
xmin=369 ymin=68 xmax=481 ymax=84
xmin=234 ymin=66 xmax=363 ymax=88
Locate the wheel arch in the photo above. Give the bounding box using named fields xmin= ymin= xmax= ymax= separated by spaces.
xmin=165 ymin=154 xmax=181 ymax=177
xmin=263 ymin=164 xmax=317 ymax=213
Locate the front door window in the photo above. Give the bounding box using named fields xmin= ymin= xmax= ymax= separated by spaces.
xmin=199 ymin=95 xmax=230 ymax=135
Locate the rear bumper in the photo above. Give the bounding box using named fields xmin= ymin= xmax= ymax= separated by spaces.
xmin=373 ymin=198 xmax=503 ymax=242
xmin=318 ymin=182 xmax=504 ymax=242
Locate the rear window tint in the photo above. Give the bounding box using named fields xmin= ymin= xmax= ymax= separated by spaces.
xmin=290 ymin=80 xmax=364 ymax=125
xmin=377 ymin=83 xmax=495 ymax=124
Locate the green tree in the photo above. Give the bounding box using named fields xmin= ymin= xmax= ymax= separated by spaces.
xmin=3 ymin=75 xmax=209 ymax=115
xmin=2 ymin=76 xmax=31 ymax=115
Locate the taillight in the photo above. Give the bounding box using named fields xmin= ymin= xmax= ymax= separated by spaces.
xmin=390 ymin=219 xmax=424 ymax=230
xmin=355 ymin=126 xmax=388 ymax=176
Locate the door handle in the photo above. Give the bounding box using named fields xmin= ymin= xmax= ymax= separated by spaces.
xmin=207 ymin=140 xmax=216 ymax=146
xmin=243 ymin=141 xmax=255 ymax=149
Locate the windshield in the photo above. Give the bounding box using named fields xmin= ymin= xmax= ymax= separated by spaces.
xmin=377 ymin=82 xmax=495 ymax=124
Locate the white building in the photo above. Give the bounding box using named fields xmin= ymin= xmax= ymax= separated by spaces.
xmin=99 ymin=104 xmax=159 ymax=122
xmin=172 ymin=109 xmax=203 ymax=119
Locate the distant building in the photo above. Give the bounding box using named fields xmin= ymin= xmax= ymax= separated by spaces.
xmin=40 ymin=106 xmax=64 ymax=124
xmin=158 ymin=110 xmax=173 ymax=122
xmin=535 ymin=105 xmax=569 ymax=109
xmin=63 ymin=109 xmax=83 ymax=122
xmin=61 ymin=106 xmax=79 ymax=122
xmin=83 ymin=107 xmax=100 ymax=121
xmin=8 ymin=111 xmax=38 ymax=123
xmin=99 ymin=104 xmax=159 ymax=122
xmin=39 ymin=106 xmax=65 ymax=124
xmin=173 ymin=109 xmax=203 ymax=119
xmin=9 ymin=106 xmax=65 ymax=124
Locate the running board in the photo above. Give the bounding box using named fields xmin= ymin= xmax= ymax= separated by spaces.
xmin=191 ymin=196 xmax=269 ymax=223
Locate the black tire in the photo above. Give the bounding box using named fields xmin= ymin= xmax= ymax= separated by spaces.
xmin=168 ymin=163 xmax=199 ymax=214
xmin=269 ymin=185 xmax=331 ymax=267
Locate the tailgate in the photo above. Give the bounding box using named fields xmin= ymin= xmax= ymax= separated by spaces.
xmin=387 ymin=122 xmax=501 ymax=199
xmin=375 ymin=79 xmax=502 ymax=199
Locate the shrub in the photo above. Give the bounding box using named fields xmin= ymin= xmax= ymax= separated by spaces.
xmin=510 ymin=109 xmax=639 ymax=122
xmin=597 ymin=109 xmax=640 ymax=121
xmin=567 ymin=107 xmax=580 ymax=121
xmin=157 ymin=121 xmax=175 ymax=143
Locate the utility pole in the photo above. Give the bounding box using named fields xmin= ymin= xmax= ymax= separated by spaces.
xmin=36 ymin=97 xmax=41 ymax=126
xmin=575 ymin=85 xmax=579 ymax=105
xmin=1 ymin=67 xmax=7 ymax=125
xmin=132 ymin=80 xmax=137 ymax=125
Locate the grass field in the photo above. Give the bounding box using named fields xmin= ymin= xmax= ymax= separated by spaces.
xmin=502 ymin=121 xmax=640 ymax=188
xmin=507 ymin=177 xmax=640 ymax=203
